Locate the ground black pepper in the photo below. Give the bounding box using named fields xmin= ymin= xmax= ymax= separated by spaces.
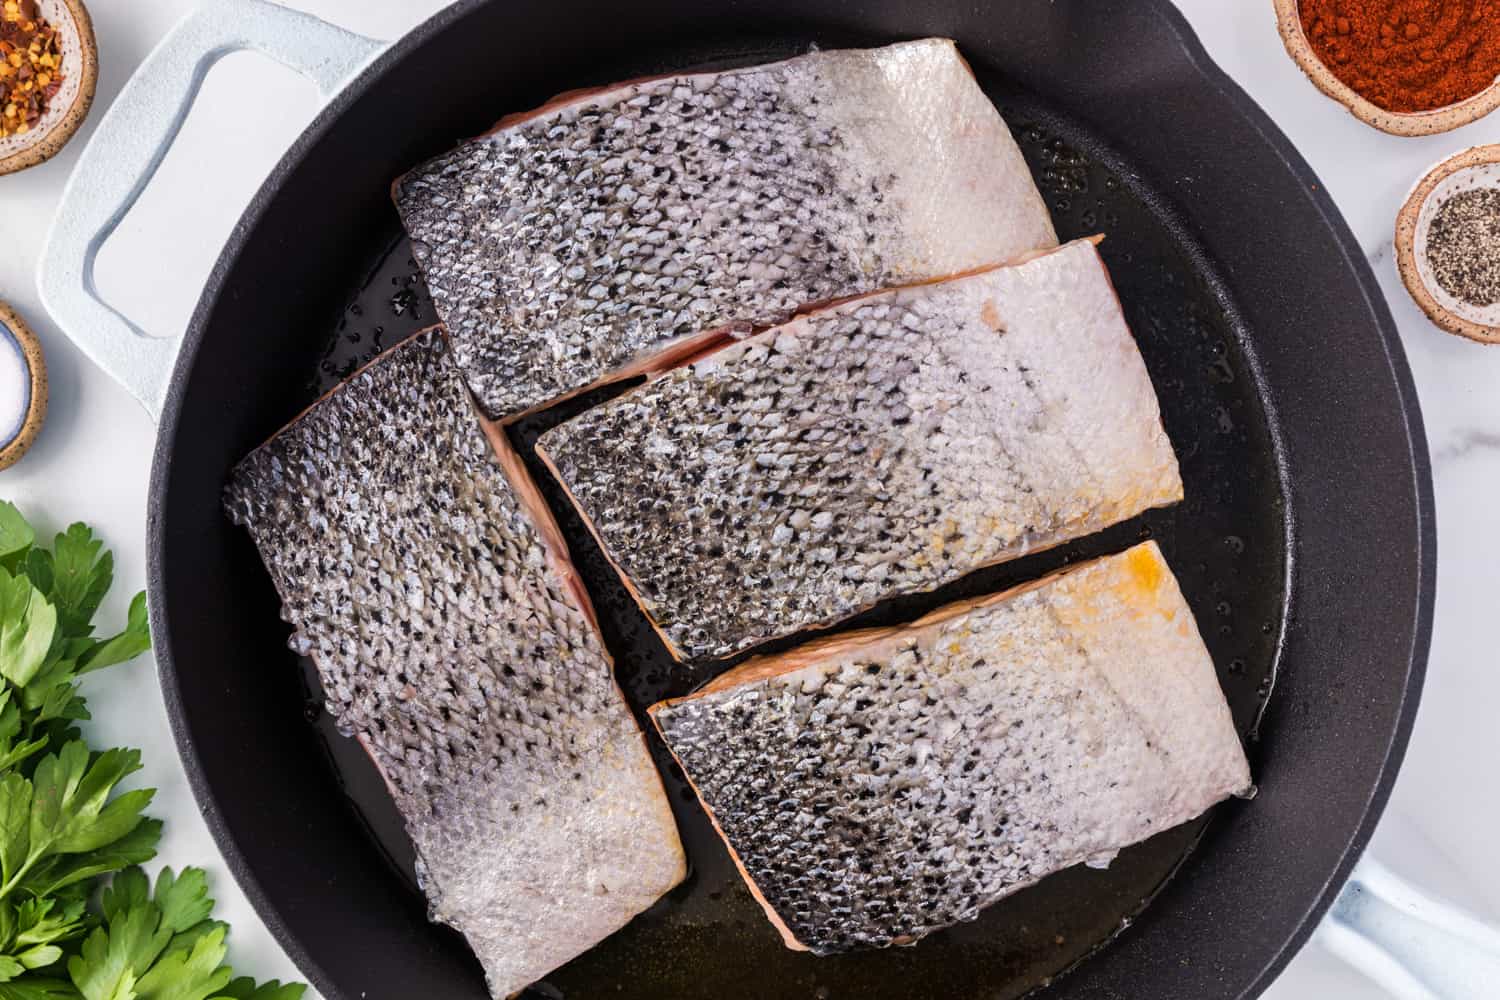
xmin=1426 ymin=187 xmax=1500 ymax=306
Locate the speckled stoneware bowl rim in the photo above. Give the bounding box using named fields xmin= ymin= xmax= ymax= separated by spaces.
xmin=0 ymin=300 xmax=47 ymax=471
xmin=1395 ymin=144 xmax=1500 ymax=345
xmin=0 ymin=0 xmax=97 ymax=176
xmin=1273 ymin=0 xmax=1500 ymax=137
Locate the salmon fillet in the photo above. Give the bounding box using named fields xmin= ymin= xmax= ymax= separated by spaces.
xmin=223 ymin=330 xmax=685 ymax=999
xmin=538 ymin=240 xmax=1183 ymax=663
xmin=649 ymin=542 xmax=1252 ymax=955
xmin=394 ymin=38 xmax=1058 ymax=420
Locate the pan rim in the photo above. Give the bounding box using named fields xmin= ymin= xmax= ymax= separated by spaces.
xmin=146 ymin=2 xmax=1436 ymax=998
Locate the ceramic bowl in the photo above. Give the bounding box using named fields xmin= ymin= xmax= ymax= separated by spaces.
xmin=0 ymin=300 xmax=46 ymax=471
xmin=1395 ymin=145 xmax=1500 ymax=344
xmin=0 ymin=0 xmax=97 ymax=176
xmin=1273 ymin=0 xmax=1500 ymax=137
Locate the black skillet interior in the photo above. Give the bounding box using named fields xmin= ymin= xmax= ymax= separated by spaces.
xmin=150 ymin=3 xmax=1433 ymax=1000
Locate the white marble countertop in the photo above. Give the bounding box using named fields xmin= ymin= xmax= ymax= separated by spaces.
xmin=1 ymin=1 xmax=1496 ymax=996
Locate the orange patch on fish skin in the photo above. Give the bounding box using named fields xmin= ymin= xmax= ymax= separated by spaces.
xmin=1119 ymin=544 xmax=1179 ymax=622
xmin=979 ymin=299 xmax=1005 ymax=331
xmin=1126 ymin=544 xmax=1164 ymax=597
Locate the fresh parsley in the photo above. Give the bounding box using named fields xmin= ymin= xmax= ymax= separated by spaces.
xmin=0 ymin=502 xmax=303 ymax=1000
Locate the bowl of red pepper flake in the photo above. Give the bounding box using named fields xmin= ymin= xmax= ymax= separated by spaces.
xmin=0 ymin=0 xmax=95 ymax=175
xmin=1274 ymin=0 xmax=1500 ymax=136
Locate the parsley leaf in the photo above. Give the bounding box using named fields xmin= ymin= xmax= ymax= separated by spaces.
xmin=0 ymin=692 xmax=49 ymax=774
xmin=0 ymin=508 xmax=34 ymax=575
xmin=0 ymin=504 xmax=303 ymax=1000
xmin=16 ymin=558 xmax=48 ymax=613
xmin=22 ymin=820 xmax=162 ymax=901
xmin=0 ymin=896 xmax=89 ymax=985
xmin=147 ymin=870 xmax=212 ymax=939
xmin=43 ymin=530 xmax=111 ymax=642
xmin=13 ymin=897 xmax=88 ymax=950
xmin=0 ymin=743 xmax=155 ymax=907
xmin=0 ymin=978 xmax=78 ymax=999
xmin=212 ymin=978 xmax=304 ymax=1000
xmin=71 ymin=869 xmax=289 ymax=1000
xmin=0 ymin=573 xmax=55 ymax=691
xmin=69 ymin=896 xmax=155 ymax=1000
xmin=130 ymin=924 xmax=231 ymax=1000
xmin=30 ymin=744 xmax=154 ymax=859
xmin=77 ymin=599 xmax=148 ymax=678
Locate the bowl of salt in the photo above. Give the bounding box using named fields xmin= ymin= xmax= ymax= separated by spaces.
xmin=1397 ymin=145 xmax=1500 ymax=344
xmin=0 ymin=300 xmax=45 ymax=470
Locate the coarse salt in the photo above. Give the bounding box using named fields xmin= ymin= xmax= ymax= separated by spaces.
xmin=0 ymin=324 xmax=28 ymax=447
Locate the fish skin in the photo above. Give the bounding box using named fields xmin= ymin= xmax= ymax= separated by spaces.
xmin=538 ymin=240 xmax=1183 ymax=663
xmin=649 ymin=542 xmax=1252 ymax=955
xmin=223 ymin=329 xmax=685 ymax=1000
xmin=395 ymin=38 xmax=1057 ymax=420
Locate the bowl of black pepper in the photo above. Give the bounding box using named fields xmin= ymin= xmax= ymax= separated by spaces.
xmin=0 ymin=0 xmax=96 ymax=176
xmin=1397 ymin=145 xmax=1500 ymax=344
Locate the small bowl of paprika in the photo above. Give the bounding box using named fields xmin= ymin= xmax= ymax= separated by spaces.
xmin=1396 ymin=144 xmax=1500 ymax=343
xmin=1274 ymin=0 xmax=1500 ymax=137
xmin=0 ymin=0 xmax=96 ymax=176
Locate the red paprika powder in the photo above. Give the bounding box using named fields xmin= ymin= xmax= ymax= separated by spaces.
xmin=1300 ymin=0 xmax=1500 ymax=113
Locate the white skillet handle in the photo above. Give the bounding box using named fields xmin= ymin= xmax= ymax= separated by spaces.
xmin=1322 ymin=855 xmax=1500 ymax=998
xmin=36 ymin=0 xmax=385 ymax=420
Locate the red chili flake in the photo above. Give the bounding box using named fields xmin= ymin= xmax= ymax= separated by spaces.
xmin=0 ymin=0 xmax=64 ymax=139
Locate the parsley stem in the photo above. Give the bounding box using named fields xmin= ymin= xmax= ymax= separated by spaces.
xmin=0 ymin=848 xmax=45 ymax=902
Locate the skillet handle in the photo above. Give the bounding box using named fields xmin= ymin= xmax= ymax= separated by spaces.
xmin=36 ymin=0 xmax=385 ymax=420
xmin=1321 ymin=856 xmax=1500 ymax=999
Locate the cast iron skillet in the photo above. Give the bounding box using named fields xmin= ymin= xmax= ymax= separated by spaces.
xmin=129 ymin=1 xmax=1432 ymax=998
